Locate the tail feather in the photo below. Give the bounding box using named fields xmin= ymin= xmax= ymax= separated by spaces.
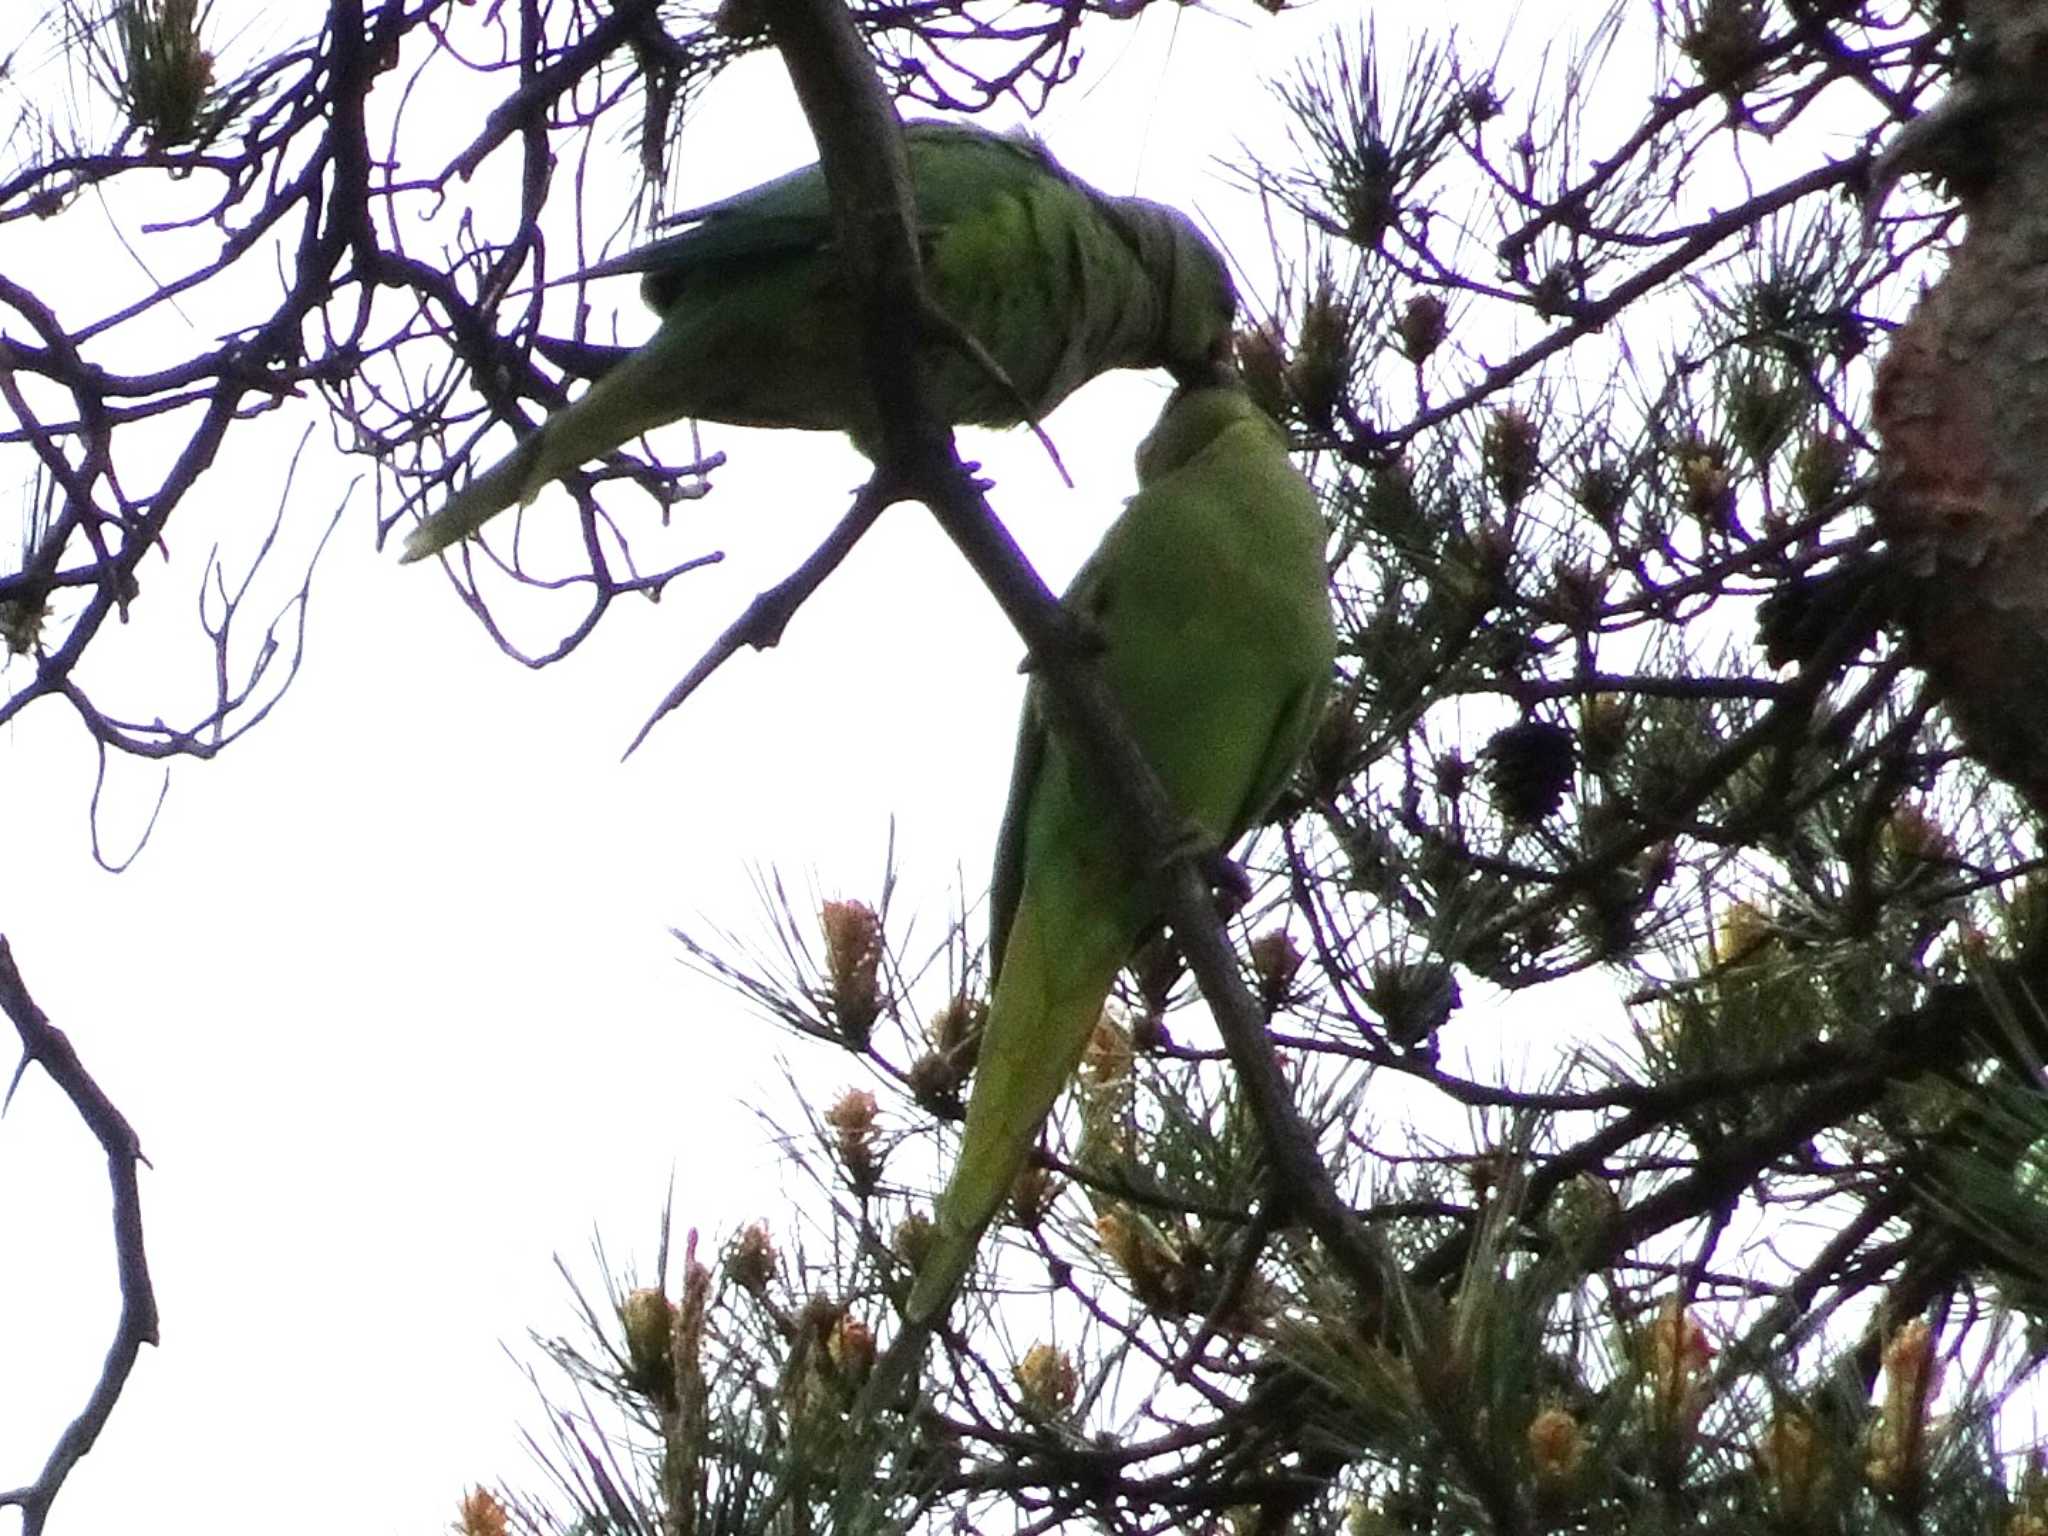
xmin=401 ymin=336 xmax=701 ymax=563
xmin=400 ymin=434 xmax=548 ymax=562
xmin=905 ymin=884 xmax=1134 ymax=1325
xmin=903 ymin=1223 xmax=985 ymax=1329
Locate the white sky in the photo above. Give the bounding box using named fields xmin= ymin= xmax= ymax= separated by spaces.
xmin=0 ymin=2 xmax=1534 ymax=1529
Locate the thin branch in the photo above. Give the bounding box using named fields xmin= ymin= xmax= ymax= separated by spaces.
xmin=622 ymin=474 xmax=898 ymax=758
xmin=0 ymin=936 xmax=158 ymax=1536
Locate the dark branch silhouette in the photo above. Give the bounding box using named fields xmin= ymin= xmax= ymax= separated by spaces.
xmin=0 ymin=936 xmax=157 ymax=1536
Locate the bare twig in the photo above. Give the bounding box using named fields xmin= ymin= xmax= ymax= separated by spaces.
xmin=0 ymin=936 xmax=158 ymax=1536
xmin=622 ymin=475 xmax=898 ymax=758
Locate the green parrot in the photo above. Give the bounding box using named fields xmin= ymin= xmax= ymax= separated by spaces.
xmin=902 ymin=381 xmax=1337 ymax=1331
xmin=401 ymin=121 xmax=1237 ymax=563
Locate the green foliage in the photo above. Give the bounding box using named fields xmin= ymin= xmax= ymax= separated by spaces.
xmin=65 ymin=0 xmax=221 ymax=147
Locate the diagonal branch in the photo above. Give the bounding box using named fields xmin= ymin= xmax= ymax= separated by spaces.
xmin=0 ymin=936 xmax=158 ymax=1536
xmin=623 ymin=475 xmax=899 ymax=758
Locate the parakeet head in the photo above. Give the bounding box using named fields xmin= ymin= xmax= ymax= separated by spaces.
xmin=1134 ymin=384 xmax=1282 ymax=484
xmin=1116 ymin=200 xmax=1238 ymax=389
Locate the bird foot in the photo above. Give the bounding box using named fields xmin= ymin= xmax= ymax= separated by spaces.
xmin=1197 ymin=847 xmax=1254 ymax=917
xmin=1150 ymin=828 xmax=1248 ymax=916
xmin=1016 ymin=608 xmax=1109 ymax=673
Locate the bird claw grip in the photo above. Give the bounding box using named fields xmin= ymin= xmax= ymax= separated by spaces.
xmin=1196 ymin=846 xmax=1254 ymax=917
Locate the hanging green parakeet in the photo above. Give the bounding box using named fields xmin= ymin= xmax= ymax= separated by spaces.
xmin=401 ymin=121 xmax=1237 ymax=563
xmin=902 ymin=382 xmax=1337 ymax=1332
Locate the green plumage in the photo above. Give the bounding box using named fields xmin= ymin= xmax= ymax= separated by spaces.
xmin=903 ymin=384 xmax=1337 ymax=1328
xmin=401 ymin=122 xmax=1237 ymax=562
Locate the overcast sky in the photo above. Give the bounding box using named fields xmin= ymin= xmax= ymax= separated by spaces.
xmin=0 ymin=1 xmax=1543 ymax=1529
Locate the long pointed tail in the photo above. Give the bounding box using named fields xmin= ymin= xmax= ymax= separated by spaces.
xmin=400 ymin=336 xmax=697 ymax=563
xmin=904 ymin=1223 xmax=985 ymax=1329
xmin=903 ymin=886 xmax=1133 ymax=1326
xmin=400 ymin=435 xmax=548 ymax=562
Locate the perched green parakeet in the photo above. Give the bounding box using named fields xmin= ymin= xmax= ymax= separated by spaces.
xmin=903 ymin=382 xmax=1337 ymax=1330
xmin=401 ymin=121 xmax=1237 ymax=563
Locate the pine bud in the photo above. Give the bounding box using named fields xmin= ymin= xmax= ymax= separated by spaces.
xmin=824 ymin=1088 xmax=883 ymax=1195
xmin=1461 ymin=81 xmax=1503 ymax=127
xmin=1728 ymin=363 xmax=1802 ymax=467
xmin=1007 ymin=1163 xmax=1059 ymax=1230
xmin=1364 ymin=959 xmax=1460 ymax=1048
xmin=827 ymin=1315 xmax=875 ymax=1385
xmin=1879 ymin=801 xmax=1953 ymax=874
xmin=1485 ymin=718 xmax=1576 ymax=825
xmin=118 ymin=0 xmax=217 ymax=148
xmin=1650 ymin=1299 xmax=1715 ymax=1374
xmin=1679 ymin=444 xmax=1737 ymax=534
xmin=1578 ymin=694 xmax=1632 ymax=776
xmin=1395 ymin=293 xmax=1449 ymax=364
xmin=1792 ymin=432 xmax=1853 ymax=510
xmin=1286 ymin=281 xmax=1356 ymax=431
xmin=724 ymin=1222 xmax=777 ymax=1297
xmin=1640 ymin=1298 xmax=1714 ymax=1448
xmin=1081 ymin=1009 xmax=1134 ymax=1088
xmin=1249 ymin=929 xmax=1306 ymax=1013
xmin=1549 ymin=558 xmax=1608 ymax=631
xmin=1680 ymin=0 xmax=1765 ymax=96
xmin=819 ymin=900 xmax=883 ymax=1045
xmin=1526 ymin=1405 xmax=1585 ymax=1500
xmin=797 ymin=1292 xmax=840 ymax=1344
xmin=1096 ymin=1206 xmax=1192 ymax=1315
xmin=1465 ymin=1148 xmax=1515 ymax=1204
xmin=1308 ymin=694 xmax=1369 ymax=800
xmin=1337 ymin=138 xmax=1400 ymax=248
xmin=784 ymin=1295 xmax=854 ymax=1423
xmin=1483 ymin=407 xmax=1541 ymax=508
xmin=1545 ymin=1170 xmax=1621 ymax=1257
xmin=1866 ymin=1318 xmax=1940 ymax=1494
xmin=1470 ymin=517 xmax=1516 ymax=596
xmin=1362 ymin=457 xmax=1421 ymax=539
xmin=1130 ymin=933 xmax=1184 ymax=1014
xmin=1574 ymin=458 xmax=1628 ymax=527
xmin=893 ymin=1212 xmax=935 ymax=1271
xmin=1434 ymin=750 xmax=1470 ymax=801
xmin=1712 ymin=901 xmax=1774 ymax=967
xmin=1758 ymin=1409 xmax=1832 ymax=1526
xmin=1235 ymin=321 xmax=1291 ymax=424
xmin=1078 ymin=1008 xmax=1135 ymax=1164
xmin=928 ymin=994 xmax=985 ymax=1065
xmin=2009 ymin=1452 xmax=2048 ymax=1536
xmin=1013 ymin=1343 xmax=1079 ymax=1422
xmin=907 ymin=1050 xmax=965 ymax=1116
xmin=454 ymin=1488 xmax=511 ymax=1536
xmin=1531 ymin=259 xmax=1585 ymax=320
xmin=913 ymin=995 xmax=986 ymax=1113
xmin=0 ymin=591 xmax=49 ymax=658
xmin=620 ymin=1288 xmax=676 ymax=1402
xmin=2006 ymin=876 xmax=2048 ymax=959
